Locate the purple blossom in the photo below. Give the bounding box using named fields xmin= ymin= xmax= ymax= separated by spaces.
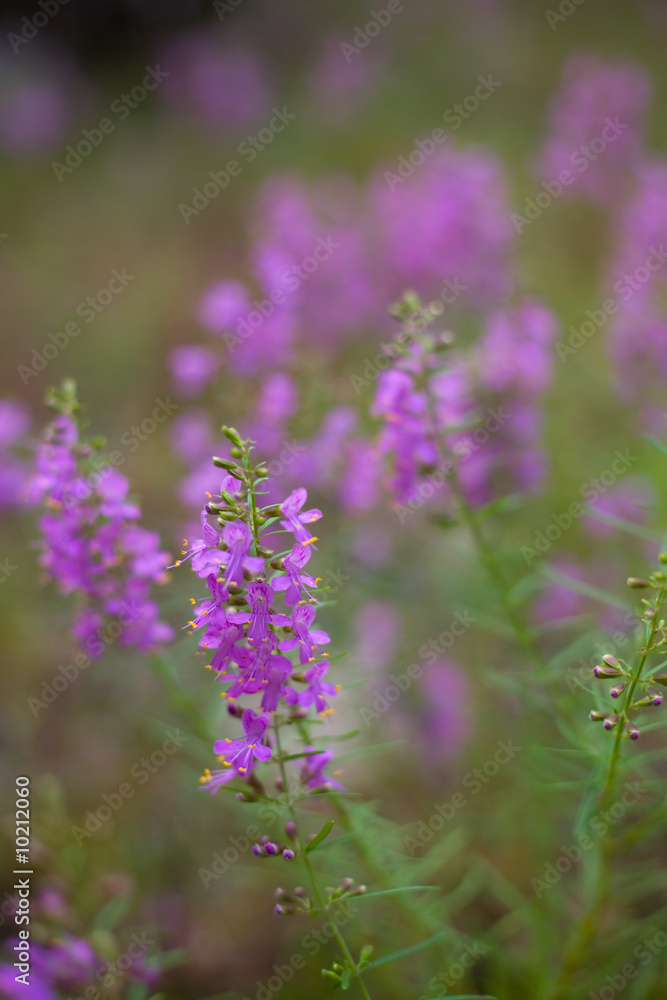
xmin=536 ymin=54 xmax=651 ymax=204
xmin=213 ymin=709 xmax=272 ymax=775
xmin=221 ymin=521 xmax=264 ymax=586
xmin=370 ymin=148 xmax=514 ymax=307
xmin=279 ymin=488 xmax=322 ymax=544
xmin=28 ymin=412 xmax=173 ymax=657
xmin=278 ymin=604 xmax=331 ymax=664
xmin=298 ymin=662 xmax=339 ymax=716
xmin=168 ymin=345 xmax=221 ymax=398
xmin=158 ymin=33 xmax=272 ymax=131
xmin=271 ymin=543 xmax=318 ymax=607
xmin=300 ymin=747 xmax=344 ymax=792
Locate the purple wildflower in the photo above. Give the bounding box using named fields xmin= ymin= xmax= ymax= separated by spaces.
xmin=298 ymin=662 xmax=339 ymax=716
xmin=28 ymin=410 xmax=173 ymax=657
xmin=279 ymin=489 xmax=322 ymax=544
xmin=300 ymin=747 xmax=344 ymax=792
xmin=271 ymin=543 xmax=319 ymax=607
xmin=214 ymin=709 xmax=272 ymax=776
xmin=278 ymin=604 xmax=331 ymax=664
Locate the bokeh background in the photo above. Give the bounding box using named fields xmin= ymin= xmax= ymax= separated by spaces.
xmin=3 ymin=1 xmax=667 ymax=997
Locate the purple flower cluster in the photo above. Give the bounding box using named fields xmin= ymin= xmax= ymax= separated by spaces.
xmin=0 ymin=935 xmax=96 ymax=1000
xmin=178 ymin=436 xmax=342 ymax=797
xmin=169 ymin=145 xmax=514 ymax=392
xmin=28 ymin=412 xmax=173 ymax=657
xmin=606 ymin=159 xmax=667 ymax=403
xmin=536 ymin=54 xmax=651 ymax=204
xmin=157 ymin=29 xmax=272 ymax=132
xmin=372 ymin=298 xmax=558 ymax=510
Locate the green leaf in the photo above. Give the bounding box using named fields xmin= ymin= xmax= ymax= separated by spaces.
xmin=305 ymin=819 xmax=335 ymax=854
xmin=582 ymin=506 xmax=661 ymax=543
xmin=542 ymin=565 xmax=631 ymax=611
xmin=364 ymin=930 xmax=445 ymax=970
xmin=474 ymin=492 xmax=525 ymax=520
xmin=93 ymin=894 xmax=131 ymax=931
xmin=341 ymin=969 xmax=352 ymax=989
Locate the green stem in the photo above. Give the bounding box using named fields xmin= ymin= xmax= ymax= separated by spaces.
xmin=449 ymin=468 xmax=547 ymax=671
xmin=273 ymin=722 xmax=373 ymax=1000
xmin=547 ymin=581 xmax=666 ymax=1000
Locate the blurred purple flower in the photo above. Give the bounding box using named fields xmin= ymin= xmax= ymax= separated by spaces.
xmin=158 ymin=33 xmax=272 ymax=131
xmin=536 ymin=54 xmax=651 ymax=204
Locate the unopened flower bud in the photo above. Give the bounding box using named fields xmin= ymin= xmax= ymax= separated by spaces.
xmin=593 ymin=665 xmax=622 ymax=678
xmin=337 ymin=878 xmax=354 ymax=892
xmin=212 ymin=457 xmax=239 ymax=471
xmin=285 ymin=820 xmax=297 ymax=839
xmin=283 ymin=849 xmax=295 ymax=860
xmin=602 ymin=654 xmax=622 ymax=669
xmin=589 ymin=711 xmax=610 ymax=722
xmin=264 ymin=842 xmax=278 ymax=856
xmin=660 ymin=553 xmax=667 ymax=564
xmin=626 ymin=723 xmax=640 ymax=740
xmin=252 ymin=845 xmax=265 ymax=857
xmin=603 ymin=715 xmax=620 ymax=730
xmin=610 ymin=682 xmax=626 ymax=698
xmin=627 ymin=577 xmax=651 ymax=588
xmin=221 ymin=426 xmax=243 ymax=446
xmin=649 ymin=688 xmax=663 ymax=706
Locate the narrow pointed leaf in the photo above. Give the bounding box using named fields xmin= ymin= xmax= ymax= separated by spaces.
xmin=305 ymin=819 xmax=335 ymax=854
